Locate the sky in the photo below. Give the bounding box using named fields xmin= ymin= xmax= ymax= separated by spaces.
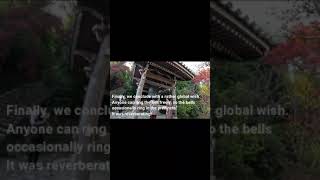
xmin=181 ymin=61 xmax=208 ymax=74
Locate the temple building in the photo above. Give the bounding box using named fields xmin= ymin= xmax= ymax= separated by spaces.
xmin=211 ymin=0 xmax=271 ymax=61
xmin=210 ymin=1 xmax=272 ymax=179
xmin=131 ymin=61 xmax=194 ymax=119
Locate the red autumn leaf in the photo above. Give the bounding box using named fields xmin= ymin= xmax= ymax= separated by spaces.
xmin=264 ymin=21 xmax=320 ymax=66
xmin=193 ymin=67 xmax=210 ymax=84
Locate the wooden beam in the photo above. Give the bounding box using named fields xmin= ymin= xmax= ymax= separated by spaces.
xmin=134 ymin=77 xmax=172 ymax=89
xmin=149 ymin=68 xmax=172 ymax=80
xmin=149 ymin=62 xmax=185 ymax=80
xmin=70 ymin=12 xmax=83 ymax=70
xmin=146 ymin=72 xmax=174 ymax=86
xmin=80 ymin=6 xmax=104 ymax=21
xmin=145 ymin=79 xmax=172 ymax=89
xmin=74 ymin=50 xmax=97 ymax=63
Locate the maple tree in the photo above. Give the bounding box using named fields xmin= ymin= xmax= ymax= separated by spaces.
xmin=265 ymin=21 xmax=320 ymax=134
xmin=264 ymin=21 xmax=320 ymax=71
xmin=192 ymin=67 xmax=210 ymax=84
xmin=192 ymin=65 xmax=210 ymax=118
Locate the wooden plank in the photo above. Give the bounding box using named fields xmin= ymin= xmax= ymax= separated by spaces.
xmin=146 ymin=72 xmax=174 ymax=85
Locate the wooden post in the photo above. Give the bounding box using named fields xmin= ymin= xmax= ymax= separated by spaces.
xmin=172 ymin=78 xmax=177 ymax=119
xmin=165 ymin=96 xmax=172 ymax=119
xmin=70 ymin=11 xmax=83 ymax=70
xmin=132 ymin=63 xmax=149 ymax=118
xmin=74 ymin=34 xmax=109 ymax=180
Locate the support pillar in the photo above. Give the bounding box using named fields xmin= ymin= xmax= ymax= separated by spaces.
xmin=75 ymin=34 xmax=109 ymax=180
xmin=172 ymin=78 xmax=177 ymax=119
xmin=148 ymin=87 xmax=158 ymax=119
xmin=132 ymin=63 xmax=149 ymax=118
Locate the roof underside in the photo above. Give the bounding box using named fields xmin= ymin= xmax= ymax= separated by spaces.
xmin=211 ymin=0 xmax=271 ymax=60
xmin=135 ymin=61 xmax=194 ymax=81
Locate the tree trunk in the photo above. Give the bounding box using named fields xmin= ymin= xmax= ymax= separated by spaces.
xmin=74 ymin=34 xmax=109 ymax=180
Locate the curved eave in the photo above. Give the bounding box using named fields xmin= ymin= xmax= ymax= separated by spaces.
xmin=210 ymin=1 xmax=271 ymax=56
xmin=160 ymin=61 xmax=194 ymax=80
xmin=173 ymin=61 xmax=195 ymax=80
